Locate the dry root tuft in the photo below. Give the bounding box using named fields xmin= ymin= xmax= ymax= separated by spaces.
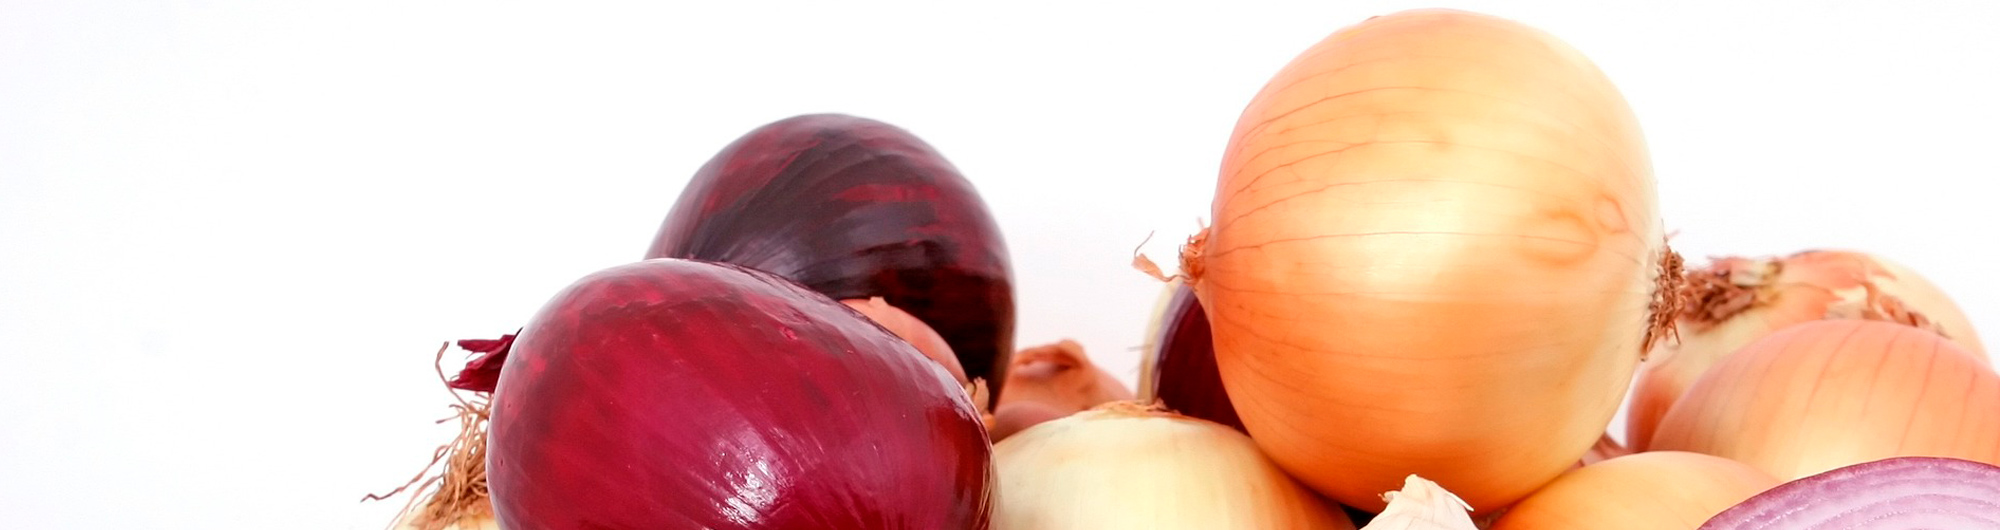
xmin=363 ymin=344 xmax=495 ymax=530
xmin=1642 ymin=244 xmax=1688 ymax=359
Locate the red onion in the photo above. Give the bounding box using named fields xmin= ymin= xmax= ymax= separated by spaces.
xmin=1145 ymin=282 xmax=1242 ymax=432
xmin=486 ymin=258 xmax=993 ymax=528
xmin=1700 ymin=456 xmax=2000 ymax=529
xmin=645 ymin=113 xmax=1016 ymax=406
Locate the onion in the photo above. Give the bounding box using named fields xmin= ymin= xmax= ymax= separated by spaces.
xmin=646 ymin=113 xmax=1016 ymax=407
xmin=1181 ymin=8 xmax=1673 ymax=510
xmin=1650 ymin=319 xmax=2000 ymax=481
xmin=1700 ymin=457 xmax=2000 ymax=529
xmin=990 ymin=340 xmax=1133 ymax=440
xmin=1489 ymin=451 xmax=1778 ymax=530
xmin=843 ymin=296 xmax=968 ymax=385
xmin=486 ymin=259 xmax=993 ymax=528
xmin=992 ymin=401 xmax=1353 ymax=529
xmin=1141 ymin=281 xmax=1243 ymax=431
xmin=1627 ymin=249 xmax=1985 ymax=449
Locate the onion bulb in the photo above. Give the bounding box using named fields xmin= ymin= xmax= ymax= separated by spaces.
xmin=1182 ymin=8 xmax=1672 ymax=510
xmin=1650 ymin=319 xmax=2000 ymax=481
xmin=487 ymin=259 xmax=993 ymax=528
xmin=989 ymin=340 xmax=1132 ymax=440
xmin=1700 ymin=456 xmax=2000 ymax=529
xmin=1627 ymin=249 xmax=1985 ymax=449
xmin=992 ymin=401 xmax=1353 ymax=530
xmin=842 ymin=296 xmax=970 ymax=386
xmin=1489 ymin=451 xmax=1778 ymax=530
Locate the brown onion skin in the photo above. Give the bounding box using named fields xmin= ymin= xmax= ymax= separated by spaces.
xmin=1151 ymin=284 xmax=1244 ymax=432
xmin=1490 ymin=451 xmax=1778 ymax=530
xmin=646 ymin=113 xmax=1016 ymax=407
xmin=990 ymin=340 xmax=1133 ymax=441
xmin=1650 ymin=319 xmax=2000 ymax=482
xmin=488 ymin=259 xmax=993 ymax=529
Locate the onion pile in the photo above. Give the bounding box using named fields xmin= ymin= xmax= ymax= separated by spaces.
xmin=1627 ymin=249 xmax=1985 ymax=448
xmin=1179 ymin=8 xmax=1674 ymax=511
xmin=364 ymin=7 xmax=2000 ymax=529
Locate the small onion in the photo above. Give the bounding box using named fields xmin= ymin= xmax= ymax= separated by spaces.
xmin=1185 ymin=8 xmax=1671 ymax=510
xmin=842 ymin=296 xmax=969 ymax=386
xmin=1650 ymin=319 xmax=2000 ymax=481
xmin=1142 ymin=281 xmax=1243 ymax=431
xmin=1489 ymin=451 xmax=1778 ymax=530
xmin=992 ymin=402 xmax=1353 ymax=530
xmin=1627 ymin=249 xmax=1985 ymax=449
xmin=1700 ymin=457 xmax=2000 ymax=529
xmin=989 ymin=340 xmax=1132 ymax=441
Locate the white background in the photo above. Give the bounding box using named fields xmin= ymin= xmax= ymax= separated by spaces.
xmin=3 ymin=1 xmax=1996 ymax=528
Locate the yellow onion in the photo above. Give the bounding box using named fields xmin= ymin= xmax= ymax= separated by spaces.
xmin=1183 ymin=8 xmax=1670 ymax=510
xmin=1488 ymin=451 xmax=1777 ymax=530
xmin=992 ymin=401 xmax=1353 ymax=530
xmin=1651 ymin=319 xmax=2000 ymax=481
xmin=1627 ymin=250 xmax=1985 ymax=449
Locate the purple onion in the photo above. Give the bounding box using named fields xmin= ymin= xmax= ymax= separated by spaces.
xmin=487 ymin=258 xmax=993 ymax=529
xmin=1700 ymin=456 xmax=2000 ymax=529
xmin=645 ymin=114 xmax=1016 ymax=407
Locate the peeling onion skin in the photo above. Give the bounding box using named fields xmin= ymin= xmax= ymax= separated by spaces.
xmin=1489 ymin=451 xmax=1778 ymax=530
xmin=647 ymin=113 xmax=1016 ymax=408
xmin=1627 ymin=250 xmax=1985 ymax=450
xmin=992 ymin=403 xmax=1354 ymax=530
xmin=1699 ymin=457 xmax=2000 ymax=530
xmin=488 ymin=259 xmax=993 ymax=529
xmin=1650 ymin=319 xmax=2000 ymax=482
xmin=1194 ymin=9 xmax=1662 ymax=511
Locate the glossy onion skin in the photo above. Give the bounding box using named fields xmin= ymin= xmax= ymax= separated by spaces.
xmin=1198 ymin=9 xmax=1661 ymax=510
xmin=1650 ymin=319 xmax=2000 ymax=481
xmin=1150 ymin=284 xmax=1244 ymax=431
xmin=1698 ymin=457 xmax=2000 ymax=530
xmin=647 ymin=113 xmax=1016 ymax=406
xmin=1489 ymin=451 xmax=1778 ymax=530
xmin=487 ymin=259 xmax=993 ymax=529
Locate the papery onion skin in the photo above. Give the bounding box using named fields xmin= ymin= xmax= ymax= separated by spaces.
xmin=993 ymin=402 xmax=1354 ymax=530
xmin=1193 ymin=8 xmax=1662 ymax=511
xmin=1699 ymin=456 xmax=2000 ymax=530
xmin=842 ymin=296 xmax=969 ymax=386
xmin=990 ymin=340 xmax=1133 ymax=441
xmin=1148 ymin=283 xmax=1244 ymax=431
xmin=646 ymin=113 xmax=1016 ymax=407
xmin=1627 ymin=250 xmax=1985 ymax=449
xmin=487 ymin=259 xmax=993 ymax=529
xmin=1650 ymin=319 xmax=2000 ymax=482
xmin=1490 ymin=451 xmax=1778 ymax=530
